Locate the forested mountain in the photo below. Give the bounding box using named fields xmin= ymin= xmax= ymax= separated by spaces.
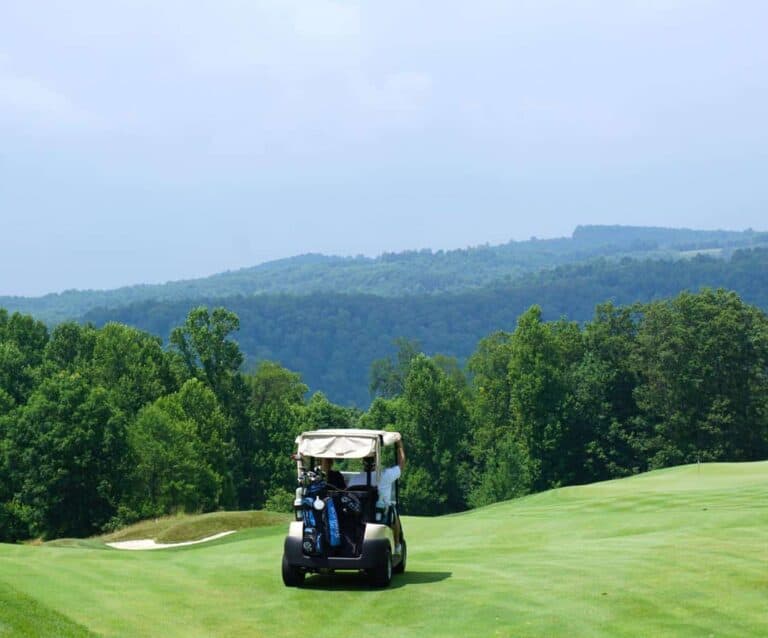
xmin=2 ymin=225 xmax=766 ymax=323
xmin=84 ymin=247 xmax=768 ymax=406
xmin=4 ymin=289 xmax=768 ymax=541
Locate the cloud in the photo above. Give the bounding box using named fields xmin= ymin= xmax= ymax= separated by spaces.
xmin=151 ymin=0 xmax=361 ymax=74
xmin=0 ymin=66 xmax=88 ymax=125
xmin=355 ymin=71 xmax=433 ymax=114
xmin=293 ymin=1 xmax=361 ymax=39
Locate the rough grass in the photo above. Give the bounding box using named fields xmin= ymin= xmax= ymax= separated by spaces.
xmin=97 ymin=510 xmax=292 ymax=543
xmin=2 ymin=462 xmax=767 ymax=637
xmin=0 ymin=582 xmax=96 ymax=637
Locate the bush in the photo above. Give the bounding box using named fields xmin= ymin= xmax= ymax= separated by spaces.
xmin=0 ymin=500 xmax=32 ymax=543
xmin=264 ymin=488 xmax=295 ymax=513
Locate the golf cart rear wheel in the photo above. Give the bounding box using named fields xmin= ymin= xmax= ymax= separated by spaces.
xmin=370 ymin=548 xmax=392 ymax=588
xmin=393 ymin=538 xmax=406 ymax=574
xmin=282 ymin=554 xmax=305 ymax=587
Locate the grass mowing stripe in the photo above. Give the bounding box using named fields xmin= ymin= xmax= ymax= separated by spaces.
xmin=0 ymin=462 xmax=766 ymax=637
xmin=0 ymin=581 xmax=96 ymax=637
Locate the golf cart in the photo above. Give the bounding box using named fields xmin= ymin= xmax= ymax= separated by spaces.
xmin=281 ymin=429 xmax=406 ymax=588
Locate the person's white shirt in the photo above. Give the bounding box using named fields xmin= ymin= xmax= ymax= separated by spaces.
xmin=376 ymin=465 xmax=401 ymax=506
xmin=347 ymin=465 xmax=401 ymax=505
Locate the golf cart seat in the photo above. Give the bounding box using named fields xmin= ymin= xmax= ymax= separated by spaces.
xmin=343 ymin=485 xmax=379 ymax=521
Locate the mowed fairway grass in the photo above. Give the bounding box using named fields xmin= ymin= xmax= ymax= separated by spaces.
xmin=1 ymin=462 xmax=767 ymax=637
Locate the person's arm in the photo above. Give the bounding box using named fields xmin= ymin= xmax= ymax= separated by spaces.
xmin=396 ymin=441 xmax=406 ymax=472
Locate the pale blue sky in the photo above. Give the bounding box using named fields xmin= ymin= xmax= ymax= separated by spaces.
xmin=1 ymin=1 xmax=766 ymax=296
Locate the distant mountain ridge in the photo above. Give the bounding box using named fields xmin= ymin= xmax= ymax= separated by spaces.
xmin=2 ymin=225 xmax=765 ymax=323
xmin=83 ymin=246 xmax=768 ymax=406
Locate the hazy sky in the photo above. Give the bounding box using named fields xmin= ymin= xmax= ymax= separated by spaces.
xmin=1 ymin=1 xmax=767 ymax=296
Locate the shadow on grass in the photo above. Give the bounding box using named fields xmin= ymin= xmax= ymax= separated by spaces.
xmin=301 ymin=570 xmax=452 ymax=591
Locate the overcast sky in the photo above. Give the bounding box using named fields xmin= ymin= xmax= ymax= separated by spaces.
xmin=1 ymin=1 xmax=767 ymax=296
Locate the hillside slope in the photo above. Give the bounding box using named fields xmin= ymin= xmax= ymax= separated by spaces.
xmin=84 ymin=248 xmax=768 ymax=406
xmin=1 ymin=462 xmax=766 ymax=637
xmin=2 ymin=225 xmax=764 ymax=323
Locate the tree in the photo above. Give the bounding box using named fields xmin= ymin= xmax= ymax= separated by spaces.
xmin=0 ymin=311 xmax=48 ymax=366
xmin=170 ymin=306 xmax=243 ymax=396
xmin=633 ymin=289 xmax=768 ymax=466
xmin=359 ymin=396 xmax=403 ymax=431
xmin=577 ymin=303 xmax=644 ymax=479
xmin=247 ymin=362 xmax=308 ymax=508
xmin=399 ymin=355 xmax=470 ymax=514
xmin=169 ymin=307 xmax=251 ymax=505
xmin=506 ymin=307 xmax=583 ymax=490
xmin=91 ymin=323 xmax=175 ymax=415
xmin=467 ymin=430 xmax=531 ymax=508
xmin=127 ymin=380 xmax=233 ymax=516
xmin=302 ymin=392 xmax=357 ymax=430
xmin=369 ymin=338 xmax=421 ymax=399
xmin=0 ymin=311 xmax=49 ymax=407
xmin=5 ymin=373 xmax=129 ymax=538
xmin=467 ymin=331 xmax=533 ymax=505
xmin=44 ymin=322 xmax=96 ymax=372
xmin=468 ymin=331 xmax=515 ymax=463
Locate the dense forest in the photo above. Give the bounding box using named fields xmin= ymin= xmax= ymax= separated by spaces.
xmin=85 ymin=247 xmax=768 ymax=406
xmin=2 ymin=225 xmax=766 ymax=323
xmin=2 ymin=288 xmax=767 ymax=541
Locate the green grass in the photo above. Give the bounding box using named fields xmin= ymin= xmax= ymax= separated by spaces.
xmin=2 ymin=462 xmax=767 ymax=637
xmin=96 ymin=510 xmax=292 ymax=544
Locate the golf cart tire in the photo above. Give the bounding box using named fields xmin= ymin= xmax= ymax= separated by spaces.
xmin=369 ymin=547 xmax=392 ymax=588
xmin=282 ymin=554 xmax=305 ymax=587
xmin=393 ymin=538 xmax=406 ymax=574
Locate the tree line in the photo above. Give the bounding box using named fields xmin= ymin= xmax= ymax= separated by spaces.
xmin=85 ymin=247 xmax=768 ymax=406
xmin=0 ymin=307 xmax=359 ymax=540
xmin=2 ymin=287 xmax=768 ymax=540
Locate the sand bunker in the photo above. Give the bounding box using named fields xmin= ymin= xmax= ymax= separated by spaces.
xmin=107 ymin=530 xmax=235 ymax=550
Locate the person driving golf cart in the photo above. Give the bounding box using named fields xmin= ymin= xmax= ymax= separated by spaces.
xmin=349 ymin=440 xmax=405 ymax=552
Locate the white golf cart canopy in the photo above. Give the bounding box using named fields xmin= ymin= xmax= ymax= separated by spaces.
xmin=295 ymin=429 xmax=401 ymax=460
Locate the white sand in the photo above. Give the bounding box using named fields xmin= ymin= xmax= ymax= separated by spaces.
xmin=106 ymin=530 xmax=236 ymax=550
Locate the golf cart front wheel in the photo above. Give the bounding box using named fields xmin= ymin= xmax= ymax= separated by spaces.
xmin=370 ymin=548 xmax=392 ymax=588
xmin=282 ymin=554 xmax=305 ymax=587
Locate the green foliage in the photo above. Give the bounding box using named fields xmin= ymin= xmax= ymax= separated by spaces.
xmin=169 ymin=306 xmax=255 ymax=505
xmin=302 ymin=392 xmax=358 ymax=430
xmin=633 ymin=289 xmax=768 ymax=467
xmin=4 ymin=225 xmax=765 ymax=324
xmin=82 ymin=246 xmax=768 ymax=406
xmin=0 ymin=311 xmax=48 ymax=407
xmin=4 ymin=284 xmax=768 ymax=539
xmin=170 ymin=306 xmax=243 ymax=394
xmin=369 ymin=338 xmax=421 ymax=399
xmin=127 ymin=380 xmax=234 ymax=517
xmin=247 ymin=362 xmax=308 ymax=509
xmin=577 ymin=303 xmax=644 ymax=479
xmin=5 ymin=373 xmax=129 ymax=539
xmin=506 ymin=308 xmax=584 ymax=490
xmin=264 ymin=488 xmax=295 ymax=513
xmin=90 ymin=323 xmax=173 ymax=415
xmin=44 ymin=322 xmax=96 ymax=372
xmin=358 ymin=396 xmax=403 ymax=431
xmin=467 ymin=431 xmax=531 ymax=508
xmin=399 ymin=355 xmax=470 ymax=514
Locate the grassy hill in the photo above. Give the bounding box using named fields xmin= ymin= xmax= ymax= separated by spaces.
xmin=1 ymin=225 xmax=765 ymax=324
xmin=1 ymin=461 xmax=766 ymax=637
